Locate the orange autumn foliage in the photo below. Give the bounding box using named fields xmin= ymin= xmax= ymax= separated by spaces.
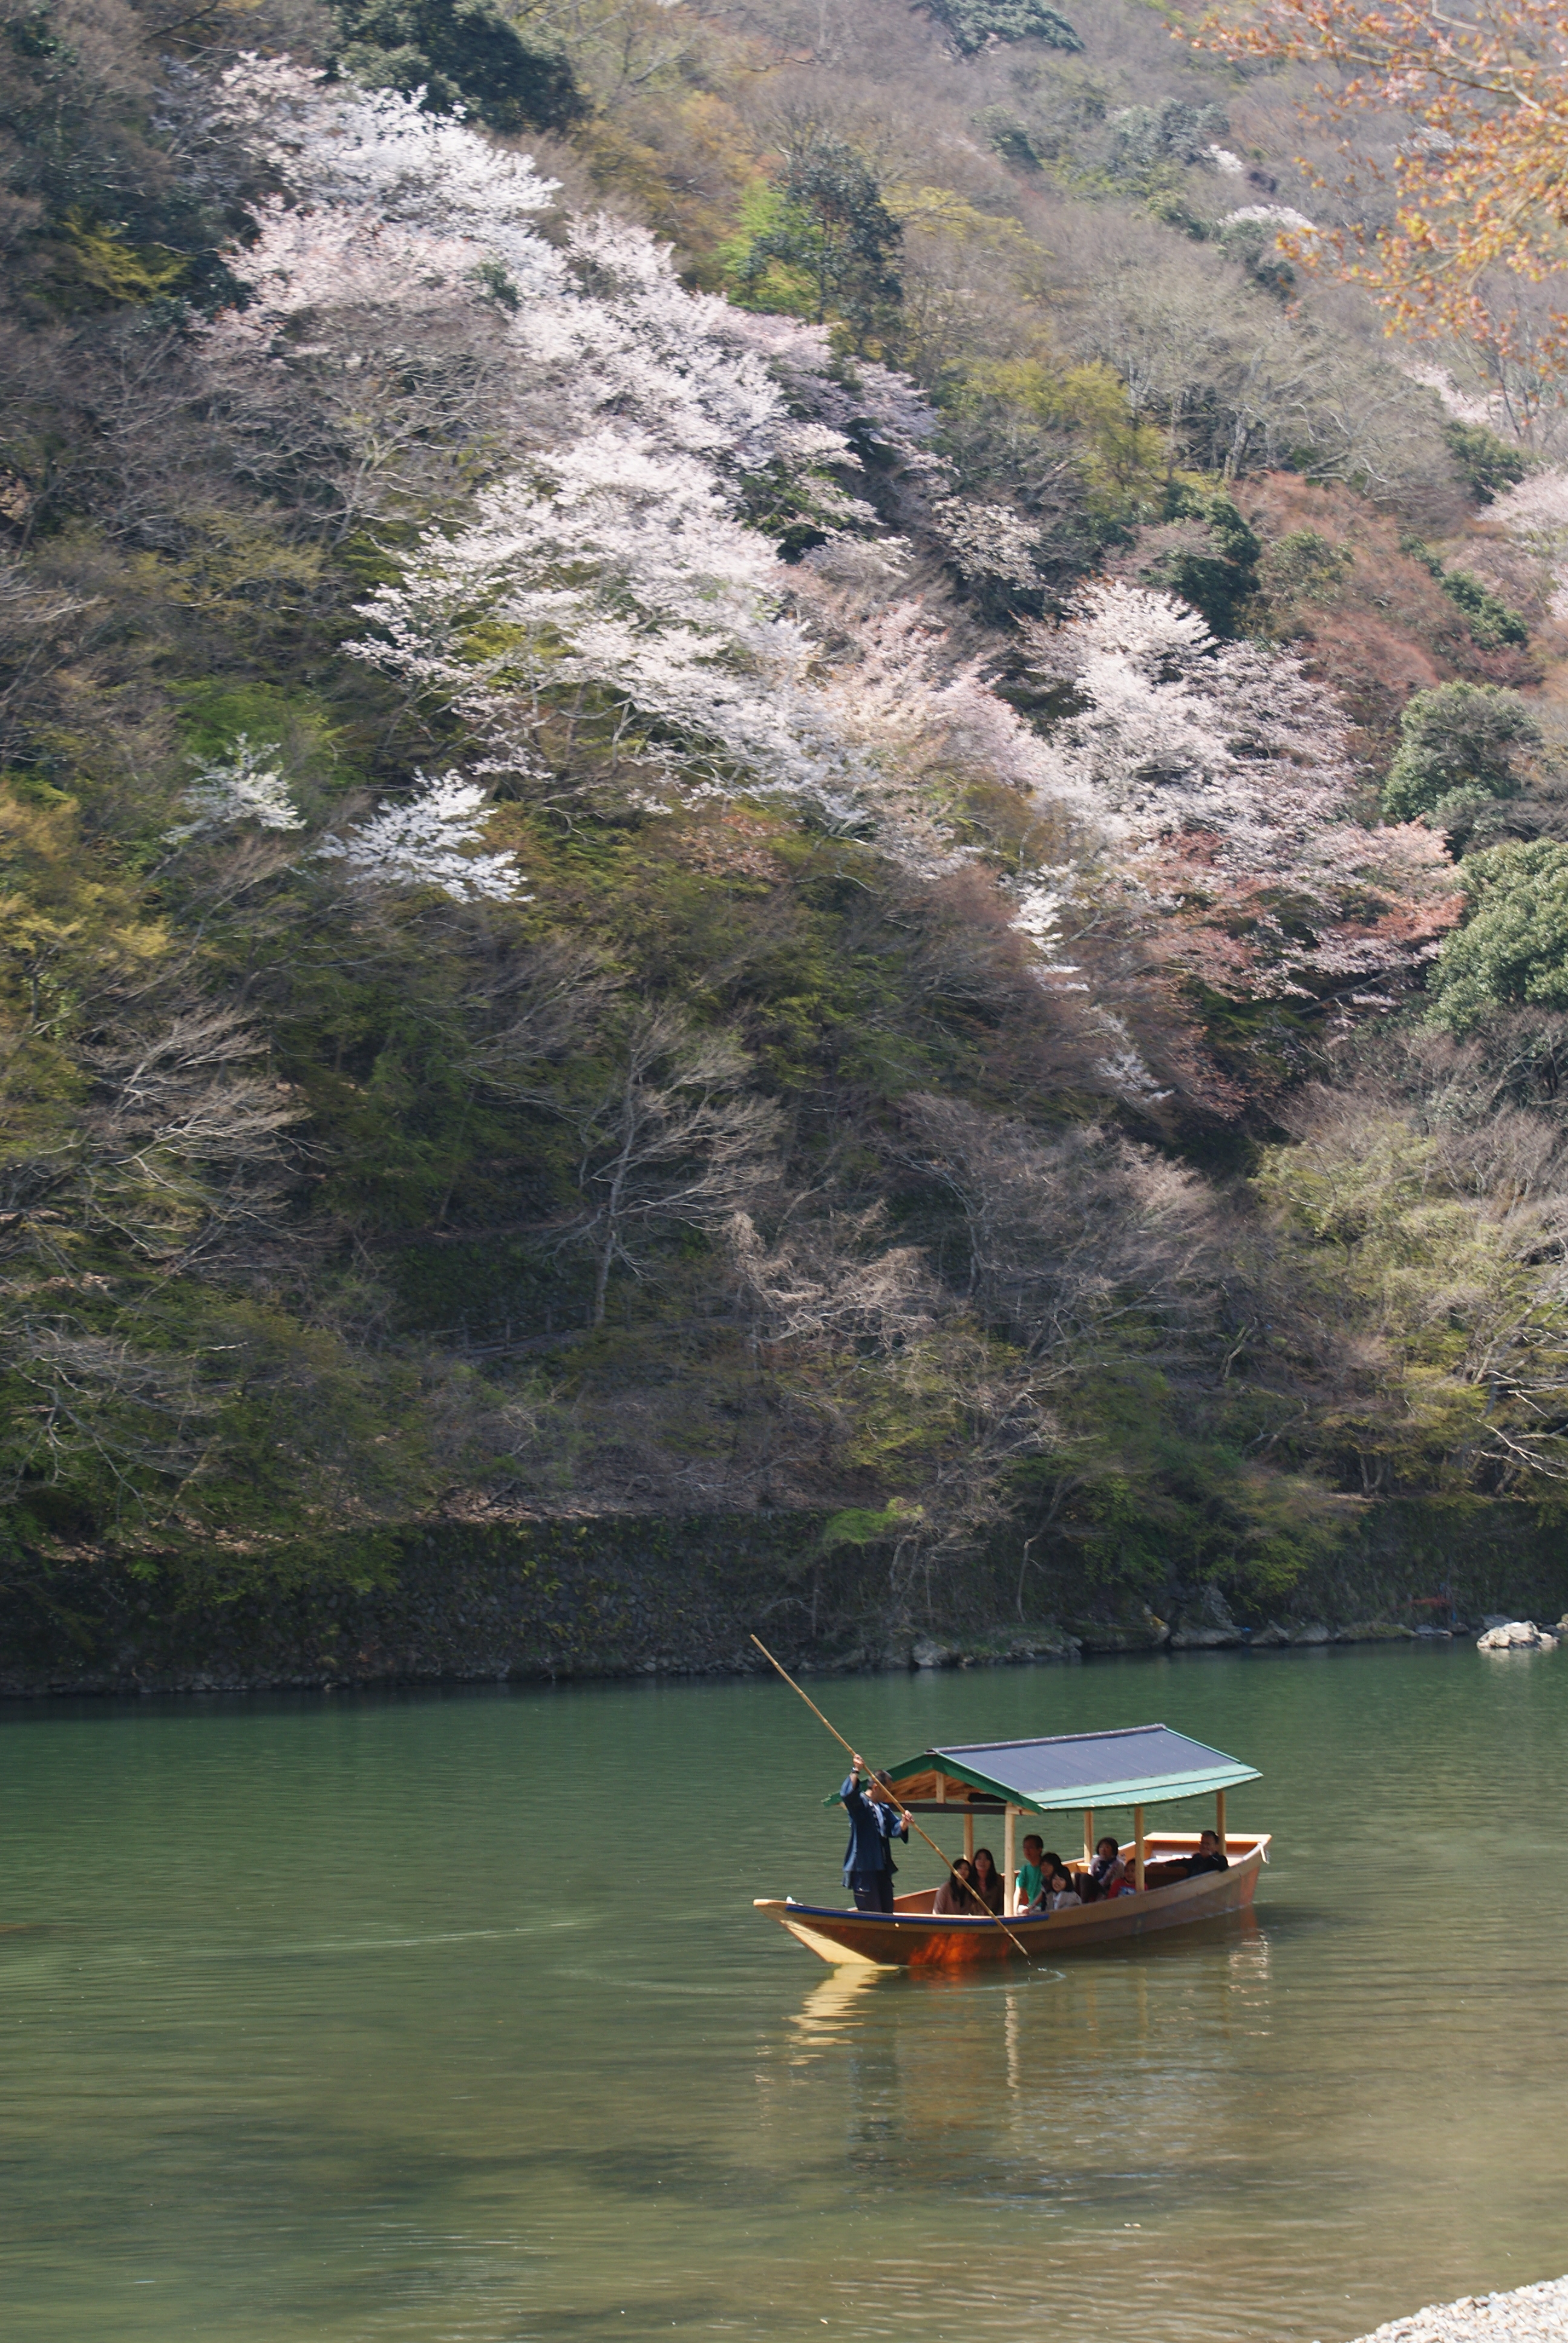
xmin=1190 ymin=0 xmax=1568 ymax=360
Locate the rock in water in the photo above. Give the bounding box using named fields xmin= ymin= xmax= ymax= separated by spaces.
xmin=1475 ymin=1619 xmax=1560 ymax=1650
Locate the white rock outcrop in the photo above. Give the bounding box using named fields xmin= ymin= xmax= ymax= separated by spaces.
xmin=1475 ymin=1619 xmax=1560 ymax=1651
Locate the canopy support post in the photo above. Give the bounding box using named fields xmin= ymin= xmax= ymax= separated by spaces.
xmin=1134 ymin=1804 xmax=1146 ymax=1893
xmin=1083 ymin=1808 xmax=1094 ymax=1868
xmin=963 ymin=1810 xmax=974 ymax=1861
xmin=1215 ymin=1788 xmax=1227 ymax=1852
xmin=1004 ymin=1805 xmax=1017 ymax=1916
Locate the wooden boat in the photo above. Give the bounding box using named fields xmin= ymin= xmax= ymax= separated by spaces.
xmin=756 ymin=1721 xmax=1269 ymax=1967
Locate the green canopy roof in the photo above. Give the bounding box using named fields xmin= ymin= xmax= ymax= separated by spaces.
xmin=834 ymin=1723 xmax=1259 ymax=1814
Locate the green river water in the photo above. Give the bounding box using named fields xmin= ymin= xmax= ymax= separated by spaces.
xmin=2 ymin=1641 xmax=1565 ymax=2342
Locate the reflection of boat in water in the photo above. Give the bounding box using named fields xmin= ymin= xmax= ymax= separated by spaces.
xmin=756 ymin=1722 xmax=1269 ymax=1969
xmin=789 ymin=1963 xmax=884 ymax=2055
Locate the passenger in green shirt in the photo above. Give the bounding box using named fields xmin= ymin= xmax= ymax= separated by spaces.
xmin=1016 ymin=1833 xmax=1045 ymax=1913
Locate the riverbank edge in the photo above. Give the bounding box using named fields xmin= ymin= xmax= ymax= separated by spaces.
xmin=4 ymin=1506 xmax=1567 ymax=1695
xmin=1343 ymin=2272 xmax=1568 ymax=2342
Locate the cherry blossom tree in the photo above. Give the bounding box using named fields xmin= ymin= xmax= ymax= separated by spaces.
xmin=215 ymin=59 xmax=563 ymax=295
xmin=211 ymin=67 xmax=875 ymax=490
xmin=208 ymin=61 xmax=973 ymax=573
xmin=165 ymin=736 xmax=304 ymax=842
xmin=207 ymin=198 xmax=494 ymax=347
xmin=205 ymin=63 xmax=1455 ymax=1038
xmin=318 ymin=773 xmax=527 ymax=902
xmin=1016 ymin=582 xmax=1460 ymax=1009
xmin=347 ymin=431 xmax=858 ymax=814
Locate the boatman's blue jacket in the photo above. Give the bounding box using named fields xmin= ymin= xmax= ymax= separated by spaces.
xmin=840 ymin=1773 xmax=909 ymax=1884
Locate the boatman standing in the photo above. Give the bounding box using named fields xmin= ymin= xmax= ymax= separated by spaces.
xmin=840 ymin=1752 xmax=909 ymax=1913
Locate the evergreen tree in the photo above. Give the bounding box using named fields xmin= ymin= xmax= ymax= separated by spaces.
xmin=1381 ymin=683 xmax=1541 ymax=827
xmin=1427 ymin=841 xmax=1568 ymax=1032
xmin=740 ymin=135 xmax=902 ymax=351
xmin=921 ymin=0 xmax=1082 ymax=57
xmin=1443 ymin=420 xmax=1529 ymax=505
xmin=331 ymin=0 xmax=587 ymax=134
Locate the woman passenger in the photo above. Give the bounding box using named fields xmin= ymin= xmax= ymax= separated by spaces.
xmin=969 ymin=1847 xmax=1005 ymax=1913
xmin=933 ymin=1858 xmax=981 ymax=1914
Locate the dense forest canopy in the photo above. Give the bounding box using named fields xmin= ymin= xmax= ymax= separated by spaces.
xmin=7 ymin=0 xmax=1568 ymax=1625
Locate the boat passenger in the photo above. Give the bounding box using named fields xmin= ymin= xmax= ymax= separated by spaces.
xmin=1143 ymin=1829 xmax=1229 ymax=1887
xmin=969 ymin=1846 xmax=1005 ymax=1913
xmin=1184 ymin=1829 xmax=1230 ymax=1879
xmin=1044 ymin=1869 xmax=1082 ymax=1913
xmin=839 ymin=1752 xmax=910 ymax=1915
xmin=1024 ymin=1852 xmax=1064 ymax=1912
xmin=933 ymin=1858 xmax=982 ymax=1915
xmin=1089 ymin=1835 xmax=1126 ymax=1889
xmin=1015 ymin=1833 xmax=1045 ymax=1913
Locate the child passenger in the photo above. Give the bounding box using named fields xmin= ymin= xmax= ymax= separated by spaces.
xmin=1025 ymin=1854 xmax=1064 ymax=1912
xmin=1044 ymin=1869 xmax=1082 ymax=1913
xmin=1089 ymin=1835 xmax=1126 ymax=1889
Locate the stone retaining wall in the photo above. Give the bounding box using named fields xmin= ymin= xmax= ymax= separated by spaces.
xmin=2 ymin=1505 xmax=1562 ymax=1696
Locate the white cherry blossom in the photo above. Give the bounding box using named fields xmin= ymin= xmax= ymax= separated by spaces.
xmin=318 ymin=772 xmax=527 ymax=901
xmin=1222 ymin=203 xmax=1318 ymax=235
xmin=165 ymin=736 xmax=304 ymax=841
xmin=217 ymin=59 xmax=563 ymax=298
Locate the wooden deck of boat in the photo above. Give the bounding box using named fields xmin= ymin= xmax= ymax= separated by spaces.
xmin=755 ymin=1833 xmax=1268 ymax=1966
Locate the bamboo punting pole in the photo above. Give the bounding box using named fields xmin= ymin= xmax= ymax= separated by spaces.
xmin=748 ymin=1633 xmax=1035 ymax=1959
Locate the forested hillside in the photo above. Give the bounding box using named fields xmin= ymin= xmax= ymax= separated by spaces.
xmin=7 ymin=0 xmax=1568 ymax=1643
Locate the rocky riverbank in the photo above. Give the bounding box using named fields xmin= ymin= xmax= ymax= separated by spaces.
xmin=0 ymin=1510 xmax=1556 ymax=1696
xmin=1342 ymin=2275 xmax=1568 ymax=2343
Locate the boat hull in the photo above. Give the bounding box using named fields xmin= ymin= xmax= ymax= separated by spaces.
xmin=755 ymin=1833 xmax=1268 ymax=1967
